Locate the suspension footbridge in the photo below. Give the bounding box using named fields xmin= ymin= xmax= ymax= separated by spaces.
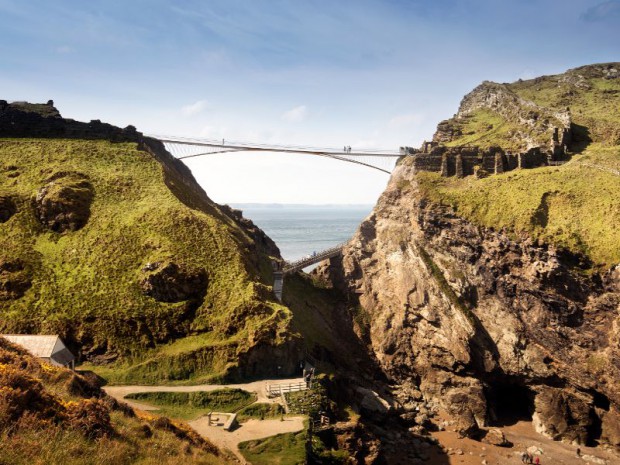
xmin=150 ymin=134 xmax=405 ymax=174
xmin=150 ymin=134 xmax=411 ymax=300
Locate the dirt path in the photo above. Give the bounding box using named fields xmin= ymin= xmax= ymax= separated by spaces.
xmin=189 ymin=416 xmax=305 ymax=464
xmin=103 ymin=377 xmax=304 ymax=410
xmin=103 ymin=378 xmax=307 ymax=463
xmin=430 ymin=420 xmax=618 ymax=465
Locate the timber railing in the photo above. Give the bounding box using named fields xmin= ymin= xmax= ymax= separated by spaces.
xmin=282 ymin=242 xmax=347 ymax=275
xmin=265 ymin=381 xmax=308 ymax=398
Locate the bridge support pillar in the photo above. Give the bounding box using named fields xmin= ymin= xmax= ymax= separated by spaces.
xmin=273 ymin=271 xmax=284 ymax=302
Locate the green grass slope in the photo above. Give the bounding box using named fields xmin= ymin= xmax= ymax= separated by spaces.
xmin=0 ymin=337 xmax=235 ymax=465
xmin=0 ymin=137 xmax=295 ymax=383
xmin=417 ymin=63 xmax=620 ymax=268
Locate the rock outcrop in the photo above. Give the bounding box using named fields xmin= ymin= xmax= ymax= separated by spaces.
xmin=0 ymin=258 xmax=31 ymax=300
xmin=34 ymin=173 xmax=94 ymax=232
xmin=0 ymin=195 xmax=16 ymax=222
xmin=317 ymin=155 xmax=620 ymax=448
xmin=140 ymin=261 xmax=207 ymax=303
xmin=445 ymin=80 xmax=572 ymax=151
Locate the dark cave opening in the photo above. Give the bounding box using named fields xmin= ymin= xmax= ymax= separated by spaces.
xmin=485 ymin=382 xmax=534 ymax=427
xmin=586 ymin=390 xmax=610 ymax=447
xmin=587 ymin=409 xmax=603 ymax=447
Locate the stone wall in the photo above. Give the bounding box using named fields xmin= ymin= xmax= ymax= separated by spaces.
xmin=411 ymin=143 xmax=555 ymax=178
xmin=0 ymin=100 xmax=140 ymax=142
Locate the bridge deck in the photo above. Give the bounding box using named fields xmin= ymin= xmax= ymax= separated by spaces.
xmin=151 ymin=135 xmax=403 ymax=174
xmin=283 ymin=242 xmax=346 ymax=275
xmin=152 ymin=135 xmax=402 ymax=158
xmin=273 ymin=243 xmax=346 ymax=301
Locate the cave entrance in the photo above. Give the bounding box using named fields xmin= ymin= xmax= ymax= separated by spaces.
xmin=586 ymin=390 xmax=610 ymax=447
xmin=485 ymin=382 xmax=534 ymax=427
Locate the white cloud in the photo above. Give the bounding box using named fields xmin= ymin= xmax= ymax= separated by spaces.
xmin=181 ymin=100 xmax=210 ymax=116
xmin=55 ymin=45 xmax=73 ymax=54
xmin=281 ymin=105 xmax=307 ymax=122
xmin=388 ymin=113 xmax=424 ymax=129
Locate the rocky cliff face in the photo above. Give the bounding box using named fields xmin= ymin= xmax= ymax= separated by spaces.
xmin=317 ymin=64 xmax=620 ymax=451
xmin=319 ymin=158 xmax=620 ymax=448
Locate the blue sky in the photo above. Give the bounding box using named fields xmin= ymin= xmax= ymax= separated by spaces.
xmin=1 ymin=0 xmax=619 ymax=203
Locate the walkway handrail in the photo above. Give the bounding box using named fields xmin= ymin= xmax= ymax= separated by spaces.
xmin=282 ymin=241 xmax=347 ymax=274
xmin=149 ymin=134 xmax=402 ymax=157
xmin=266 ymin=381 xmax=308 ymax=397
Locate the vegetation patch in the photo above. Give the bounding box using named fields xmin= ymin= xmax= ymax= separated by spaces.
xmin=0 ymin=138 xmax=292 ymax=383
xmin=237 ymin=402 xmax=285 ymax=421
xmin=125 ymin=388 xmax=256 ymax=420
xmin=285 ymin=380 xmax=332 ymax=417
xmin=0 ymin=337 xmax=233 ymax=465
xmin=415 ymin=243 xmax=476 ymax=328
xmin=238 ymin=430 xmax=306 ymax=465
xmin=416 ymin=145 xmax=620 ymax=268
xmin=444 ymin=109 xmax=530 ymax=151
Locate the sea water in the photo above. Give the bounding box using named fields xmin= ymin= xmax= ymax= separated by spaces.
xmin=231 ymin=204 xmax=373 ymax=262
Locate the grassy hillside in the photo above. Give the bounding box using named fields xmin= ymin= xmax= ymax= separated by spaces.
xmin=0 ymin=137 xmax=295 ymax=383
xmin=0 ymin=337 xmax=235 ymax=465
xmin=416 ymin=64 xmax=620 ymax=268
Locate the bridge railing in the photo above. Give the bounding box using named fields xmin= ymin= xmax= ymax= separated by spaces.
xmin=283 ymin=241 xmax=347 ymax=274
xmin=265 ymin=381 xmax=308 ymax=398
xmin=151 ymin=134 xmax=402 ymax=156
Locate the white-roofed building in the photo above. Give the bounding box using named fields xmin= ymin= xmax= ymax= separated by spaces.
xmin=2 ymin=334 xmax=75 ymax=369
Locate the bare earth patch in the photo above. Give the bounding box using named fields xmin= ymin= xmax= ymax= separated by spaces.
xmin=430 ymin=421 xmax=618 ymax=465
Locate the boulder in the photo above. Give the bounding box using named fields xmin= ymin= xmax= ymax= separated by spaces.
xmin=481 ymin=428 xmax=511 ymax=447
xmin=0 ymin=258 xmax=31 ymax=300
xmin=34 ymin=173 xmax=94 ymax=232
xmin=355 ymin=386 xmax=393 ymax=415
xmin=532 ymin=386 xmax=592 ymax=445
xmin=601 ymin=406 xmax=620 ymax=449
xmin=140 ymin=261 xmax=207 ymax=303
xmin=0 ymin=195 xmax=16 ymax=222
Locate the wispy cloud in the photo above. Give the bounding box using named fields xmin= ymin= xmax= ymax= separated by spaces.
xmin=55 ymin=45 xmax=73 ymax=54
xmin=182 ymin=99 xmax=209 ymax=116
xmin=388 ymin=113 xmax=424 ymax=129
xmin=581 ymin=1 xmax=620 ymax=22
xmin=282 ymin=105 xmax=307 ymax=122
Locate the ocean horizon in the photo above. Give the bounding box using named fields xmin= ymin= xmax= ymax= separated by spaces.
xmin=230 ymin=203 xmax=374 ymax=263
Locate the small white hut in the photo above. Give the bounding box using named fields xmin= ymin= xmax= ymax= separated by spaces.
xmin=2 ymin=334 xmax=76 ymax=369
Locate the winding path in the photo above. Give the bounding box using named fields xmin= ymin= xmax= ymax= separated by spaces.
xmin=103 ymin=378 xmax=306 ymax=463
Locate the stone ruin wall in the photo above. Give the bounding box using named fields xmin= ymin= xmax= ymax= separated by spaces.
xmin=410 ymin=142 xmax=557 ymax=178
xmin=0 ymin=100 xmax=140 ymax=142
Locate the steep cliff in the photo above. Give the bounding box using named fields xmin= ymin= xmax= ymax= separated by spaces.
xmin=0 ymin=337 xmax=236 ymax=464
xmin=0 ymin=101 xmax=299 ymax=383
xmin=317 ymin=63 xmax=620 ymax=451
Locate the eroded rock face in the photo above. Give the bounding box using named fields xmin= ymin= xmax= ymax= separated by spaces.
xmin=0 ymin=259 xmax=31 ymax=300
xmin=532 ymin=386 xmax=593 ymax=444
xmin=140 ymin=262 xmax=207 ymax=303
xmin=0 ymin=196 xmax=16 ymax=222
xmin=317 ymin=157 xmax=620 ymax=448
xmin=35 ymin=173 xmax=94 ymax=232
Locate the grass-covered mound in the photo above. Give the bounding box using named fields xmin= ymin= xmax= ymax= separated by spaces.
xmin=0 ymin=135 xmax=296 ymax=383
xmin=125 ymin=388 xmax=256 ymax=420
xmin=417 ymin=64 xmax=620 ymax=268
xmin=0 ymin=337 xmax=234 ymax=465
xmin=237 ymin=402 xmax=285 ymax=421
xmin=238 ymin=430 xmax=307 ymax=465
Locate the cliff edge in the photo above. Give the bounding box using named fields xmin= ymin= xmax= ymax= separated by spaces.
xmin=317 ymin=63 xmax=620 ymax=452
